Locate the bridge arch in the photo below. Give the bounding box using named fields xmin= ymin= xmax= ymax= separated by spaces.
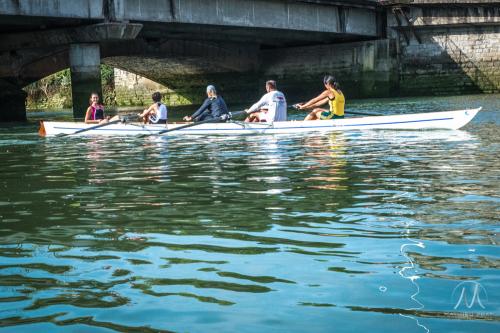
xmin=21 ymin=39 xmax=260 ymax=112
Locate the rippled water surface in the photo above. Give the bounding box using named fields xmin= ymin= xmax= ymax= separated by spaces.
xmin=0 ymin=95 xmax=499 ymax=332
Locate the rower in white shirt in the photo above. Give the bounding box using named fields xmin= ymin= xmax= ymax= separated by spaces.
xmin=245 ymin=80 xmax=287 ymax=123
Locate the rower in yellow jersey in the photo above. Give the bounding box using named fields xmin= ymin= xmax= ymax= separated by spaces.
xmin=296 ymin=75 xmax=345 ymax=121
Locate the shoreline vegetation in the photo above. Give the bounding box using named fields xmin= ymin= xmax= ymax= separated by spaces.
xmin=25 ymin=65 xmax=116 ymax=110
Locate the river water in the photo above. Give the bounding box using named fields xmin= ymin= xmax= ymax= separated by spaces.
xmin=0 ymin=94 xmax=498 ymax=332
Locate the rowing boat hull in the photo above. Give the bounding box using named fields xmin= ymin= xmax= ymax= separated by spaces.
xmin=40 ymin=108 xmax=481 ymax=137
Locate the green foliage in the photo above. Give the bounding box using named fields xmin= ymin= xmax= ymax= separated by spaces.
xmin=25 ymin=69 xmax=72 ymax=109
xmin=101 ymin=64 xmax=114 ymax=87
xmin=102 ymin=64 xmax=117 ymax=106
xmin=25 ymin=65 xmax=117 ymax=109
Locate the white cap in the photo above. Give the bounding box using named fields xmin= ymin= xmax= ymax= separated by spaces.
xmin=206 ymin=85 xmax=216 ymax=94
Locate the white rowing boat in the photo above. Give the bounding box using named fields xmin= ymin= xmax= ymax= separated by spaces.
xmin=39 ymin=107 xmax=481 ymax=137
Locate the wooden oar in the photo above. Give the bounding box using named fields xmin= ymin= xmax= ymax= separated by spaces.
xmin=55 ymin=118 xmax=122 ymax=137
xmin=289 ymin=104 xmax=382 ymax=117
xmin=138 ymin=111 xmax=247 ymax=138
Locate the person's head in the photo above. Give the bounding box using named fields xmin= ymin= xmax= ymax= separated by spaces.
xmin=265 ymin=80 xmax=277 ymax=92
xmin=323 ymin=75 xmax=339 ymax=90
xmin=206 ymin=85 xmax=217 ymax=98
xmin=89 ymin=92 xmax=100 ymax=105
xmin=152 ymin=91 xmax=162 ymax=103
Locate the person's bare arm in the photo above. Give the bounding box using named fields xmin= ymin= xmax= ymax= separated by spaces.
xmin=139 ymin=104 xmax=156 ymax=117
xmin=298 ymin=90 xmax=330 ymax=109
xmin=307 ymin=96 xmax=329 ymax=109
xmin=84 ymin=107 xmax=99 ymax=124
xmin=246 ymin=94 xmax=268 ymax=114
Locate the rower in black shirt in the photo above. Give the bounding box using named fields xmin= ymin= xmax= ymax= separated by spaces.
xmin=183 ymin=85 xmax=229 ymax=122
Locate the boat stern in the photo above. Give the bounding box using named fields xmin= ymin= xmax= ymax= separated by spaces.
xmin=38 ymin=121 xmax=46 ymax=137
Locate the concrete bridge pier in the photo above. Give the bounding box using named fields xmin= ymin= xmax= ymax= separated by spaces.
xmin=0 ymin=80 xmax=27 ymax=122
xmin=69 ymin=44 xmax=102 ymax=120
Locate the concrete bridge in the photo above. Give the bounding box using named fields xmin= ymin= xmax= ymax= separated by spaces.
xmin=0 ymin=0 xmax=384 ymax=121
xmin=1 ymin=0 xmax=499 ymax=121
xmin=0 ymin=0 xmax=381 ymax=120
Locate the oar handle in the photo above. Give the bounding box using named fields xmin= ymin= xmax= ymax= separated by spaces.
xmin=228 ymin=110 xmax=247 ymax=118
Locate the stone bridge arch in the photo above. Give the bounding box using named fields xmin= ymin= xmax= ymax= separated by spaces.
xmin=101 ymin=39 xmax=261 ymax=107
xmin=2 ymin=37 xmax=260 ymax=120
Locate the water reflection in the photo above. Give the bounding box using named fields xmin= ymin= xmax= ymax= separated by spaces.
xmin=301 ymin=132 xmax=348 ymax=191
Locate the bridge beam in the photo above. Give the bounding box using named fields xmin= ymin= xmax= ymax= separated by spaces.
xmin=0 ymin=23 xmax=142 ymax=53
xmin=69 ymin=43 xmax=102 ymax=120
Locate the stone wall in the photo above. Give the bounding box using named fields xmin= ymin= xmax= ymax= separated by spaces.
xmin=386 ymin=3 xmax=500 ymax=96
xmin=113 ymin=68 xmax=191 ymax=107
xmin=397 ymin=26 xmax=500 ymax=96
xmin=112 ymin=68 xmax=260 ymax=108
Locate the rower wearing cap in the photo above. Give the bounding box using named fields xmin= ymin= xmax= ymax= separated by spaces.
xmin=183 ymin=85 xmax=229 ymax=122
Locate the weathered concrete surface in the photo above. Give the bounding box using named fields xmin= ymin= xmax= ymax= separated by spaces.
xmin=69 ymin=44 xmax=102 ymax=119
xmin=0 ymin=23 xmax=142 ymax=53
xmin=115 ymin=0 xmax=377 ymax=36
xmin=261 ymin=39 xmax=397 ymax=102
xmin=386 ymin=3 xmax=500 ymax=95
xmin=380 ymin=0 xmax=500 ymax=4
xmin=0 ymin=0 xmax=379 ymax=36
xmin=387 ymin=4 xmax=500 ymax=27
xmin=397 ymin=26 xmax=500 ymax=95
xmin=406 ymin=0 xmax=500 ymax=4
xmin=101 ymin=40 xmax=259 ymax=73
xmin=0 ymin=0 xmax=104 ymax=18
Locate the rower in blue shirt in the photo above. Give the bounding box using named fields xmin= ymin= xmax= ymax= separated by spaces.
xmin=183 ymin=85 xmax=229 ymax=122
